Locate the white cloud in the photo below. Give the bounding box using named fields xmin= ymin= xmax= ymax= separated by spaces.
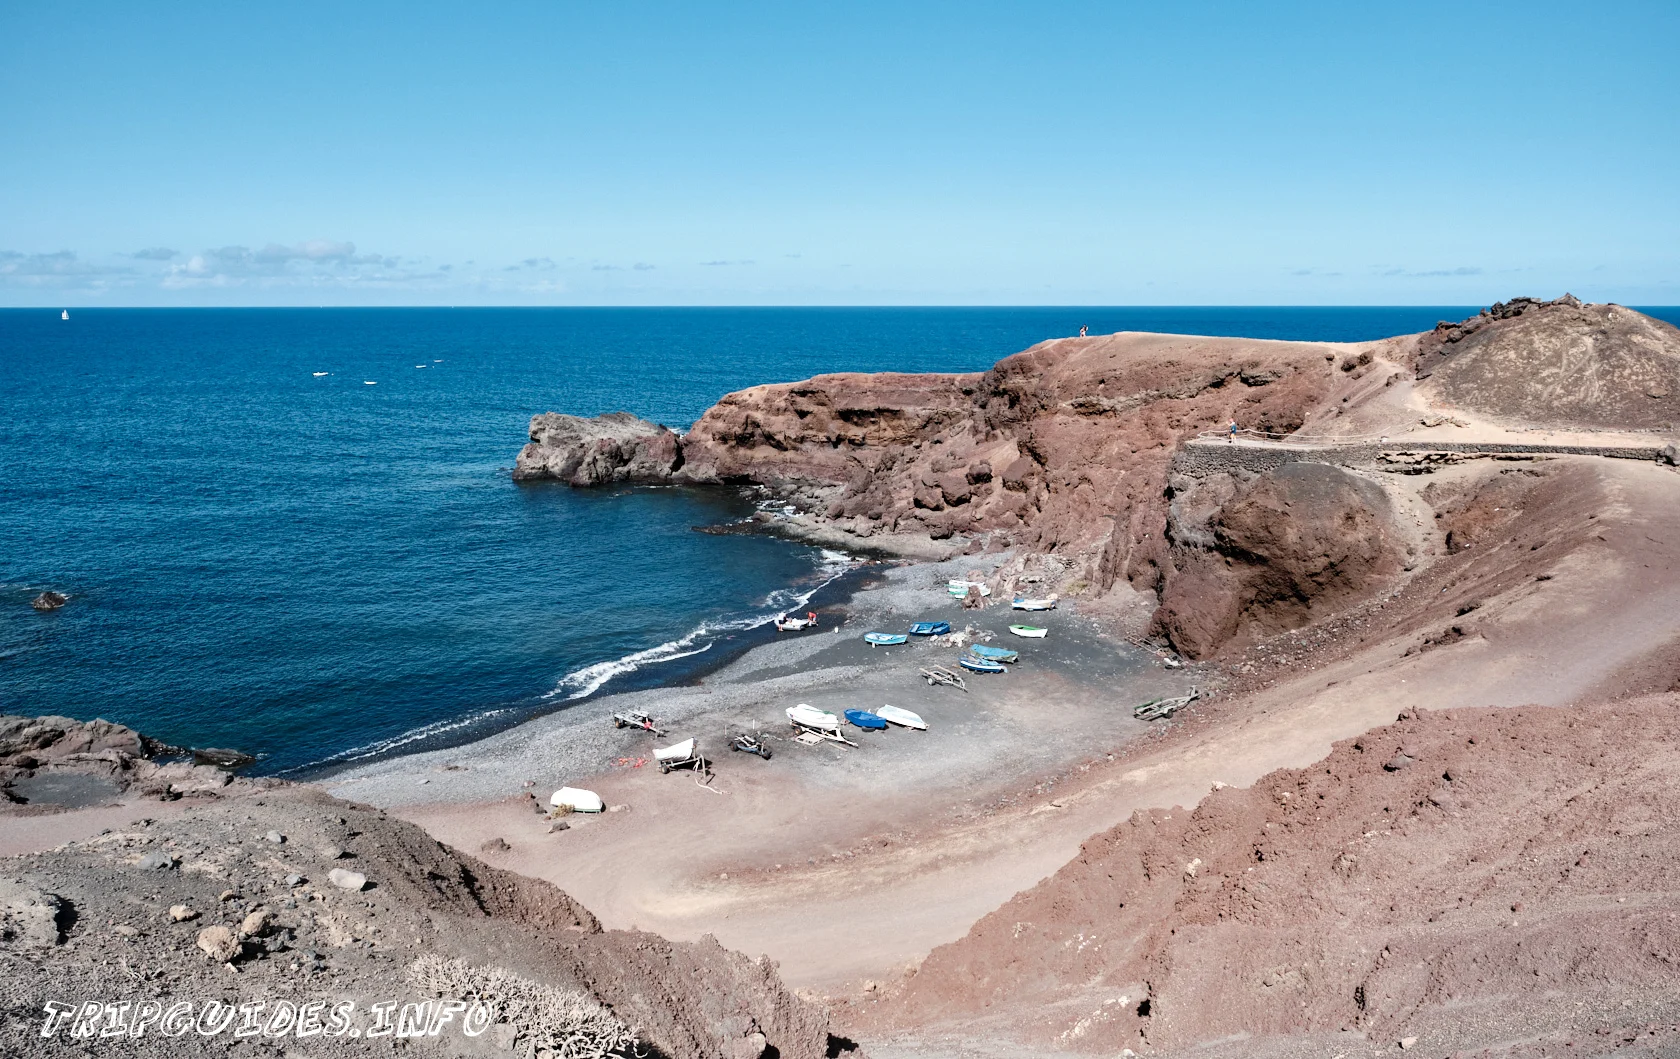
xmin=0 ymin=250 xmax=131 ymax=285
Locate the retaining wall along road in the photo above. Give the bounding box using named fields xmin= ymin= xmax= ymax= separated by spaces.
xmin=1174 ymin=438 xmax=1673 ymax=477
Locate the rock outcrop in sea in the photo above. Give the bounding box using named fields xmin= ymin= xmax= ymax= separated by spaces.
xmin=513 ymin=410 xmax=683 ymax=485
xmin=29 ymin=591 xmax=67 ymax=611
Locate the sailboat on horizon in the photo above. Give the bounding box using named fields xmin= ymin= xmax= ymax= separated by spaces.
xmin=61 ymin=309 xmax=69 ymax=320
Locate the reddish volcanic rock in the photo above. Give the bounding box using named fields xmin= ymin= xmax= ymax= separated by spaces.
xmin=678 ymin=333 xmax=1344 ymax=573
xmin=514 ymin=411 xmax=683 ymax=485
xmin=516 ymin=301 xmax=1679 ymax=658
xmin=1157 ymin=463 xmax=1408 ymax=658
xmin=1416 ymin=295 xmax=1680 ymax=429
xmin=874 ymin=700 xmax=1680 ymax=1053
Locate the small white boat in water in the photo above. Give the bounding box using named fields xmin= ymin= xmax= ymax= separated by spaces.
xmin=875 ymin=705 xmax=927 ymax=730
xmin=549 ymin=786 xmax=605 ymax=813
xmin=786 ymin=703 xmax=840 ymax=732
xmin=61 ymin=310 xmax=69 ymax=320
xmin=313 ymin=371 xmax=330 ymax=377
xmin=363 ymin=380 xmax=377 ymax=386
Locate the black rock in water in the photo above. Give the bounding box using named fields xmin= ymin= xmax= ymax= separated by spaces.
xmin=30 ymin=591 xmax=68 ymax=611
xmin=192 ymin=747 xmax=257 ymax=770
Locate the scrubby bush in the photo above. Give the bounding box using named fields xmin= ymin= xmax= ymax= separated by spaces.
xmin=409 ymin=954 xmax=637 ymax=1058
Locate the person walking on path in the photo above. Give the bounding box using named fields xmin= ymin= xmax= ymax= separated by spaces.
xmin=1228 ymin=419 xmax=1239 ymax=443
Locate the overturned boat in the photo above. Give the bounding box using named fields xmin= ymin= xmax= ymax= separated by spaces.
xmin=908 ymin=621 xmax=951 ymax=636
xmin=786 ymin=703 xmax=841 ymax=732
xmin=844 ymin=708 xmax=889 ymax=731
xmin=653 ymin=737 xmax=702 ymax=773
xmin=864 ymin=632 xmax=909 ymax=646
xmin=968 ymin=644 xmax=1019 ymax=663
xmin=1011 ymin=595 xmax=1058 ymax=611
xmin=550 ymin=787 xmax=605 ymax=813
xmin=875 ymin=704 xmax=927 ymax=730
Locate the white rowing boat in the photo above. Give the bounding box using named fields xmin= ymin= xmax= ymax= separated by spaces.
xmin=653 ymin=738 xmax=696 ymax=763
xmin=786 ymin=703 xmax=840 ymax=731
xmin=875 ymin=705 xmax=927 ymax=730
xmin=1011 ymin=595 xmax=1058 ymax=611
xmin=549 ymin=787 xmax=605 ymax=813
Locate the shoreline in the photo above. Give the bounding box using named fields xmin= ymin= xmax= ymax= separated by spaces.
xmin=316 ymin=550 xmax=1202 ymax=988
xmin=287 ymin=551 xmax=894 ymax=783
xmin=318 ymin=550 xmax=1189 ymax=808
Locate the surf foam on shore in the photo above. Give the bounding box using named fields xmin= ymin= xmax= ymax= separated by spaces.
xmin=547 ymin=549 xmax=858 ymax=701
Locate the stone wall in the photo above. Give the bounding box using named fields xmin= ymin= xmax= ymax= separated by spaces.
xmin=1174 ymin=438 xmax=1669 ymax=478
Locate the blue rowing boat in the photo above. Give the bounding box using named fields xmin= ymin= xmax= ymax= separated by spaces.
xmin=968 ymin=644 xmax=1019 ymax=663
xmin=844 ymin=709 xmax=889 ymax=730
xmin=908 ymin=621 xmax=951 ymax=636
xmin=864 ymin=632 xmax=909 ymax=646
xmin=958 ymin=654 xmax=1007 ymax=674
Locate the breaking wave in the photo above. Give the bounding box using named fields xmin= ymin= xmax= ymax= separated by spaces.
xmin=545 ymin=548 xmax=857 ymax=702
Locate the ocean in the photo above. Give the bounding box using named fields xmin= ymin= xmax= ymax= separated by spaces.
xmin=5 ymin=306 xmax=1676 ymax=773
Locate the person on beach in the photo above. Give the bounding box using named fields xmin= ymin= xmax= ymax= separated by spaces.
xmin=1079 ymin=324 xmax=1088 ymax=337
xmin=1229 ymin=419 xmax=1239 ymax=443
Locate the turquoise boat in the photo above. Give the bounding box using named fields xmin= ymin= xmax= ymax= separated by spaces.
xmin=864 ymin=632 xmax=909 ymax=646
xmin=968 ymin=644 xmax=1019 ymax=663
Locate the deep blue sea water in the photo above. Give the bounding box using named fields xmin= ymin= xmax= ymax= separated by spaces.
xmin=4 ymin=307 xmax=1676 ymax=774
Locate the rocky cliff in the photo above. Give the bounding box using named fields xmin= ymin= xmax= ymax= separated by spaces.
xmin=516 ymin=300 xmax=1678 ymax=660
xmin=514 ymin=411 xmax=684 ymax=485
xmin=1156 ymin=462 xmax=1409 ymax=658
xmin=1 ymin=777 xmax=843 ymax=1059
xmin=517 ymin=332 xmax=1346 ymax=588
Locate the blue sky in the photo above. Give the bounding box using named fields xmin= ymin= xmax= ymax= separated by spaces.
xmin=2 ymin=1 xmax=1675 ymax=306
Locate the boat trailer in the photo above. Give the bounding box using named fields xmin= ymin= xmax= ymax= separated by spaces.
xmin=612 ymin=710 xmax=667 ymax=736
xmin=920 ymin=665 xmax=968 ymax=691
xmin=1134 ymin=688 xmax=1201 ymax=721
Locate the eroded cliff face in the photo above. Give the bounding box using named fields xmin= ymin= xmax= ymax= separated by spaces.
xmin=1157 ymin=464 xmax=1409 ymax=658
xmin=513 ymin=411 xmax=683 ymax=485
xmin=668 ymin=334 xmax=1346 ymax=575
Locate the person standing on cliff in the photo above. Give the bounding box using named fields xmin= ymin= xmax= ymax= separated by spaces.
xmin=1079 ymin=325 xmax=1088 ymax=337
xmin=1228 ymin=419 xmax=1239 ymax=443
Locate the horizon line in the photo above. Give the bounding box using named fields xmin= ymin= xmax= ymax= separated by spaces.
xmin=10 ymin=302 xmax=1677 ymax=312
